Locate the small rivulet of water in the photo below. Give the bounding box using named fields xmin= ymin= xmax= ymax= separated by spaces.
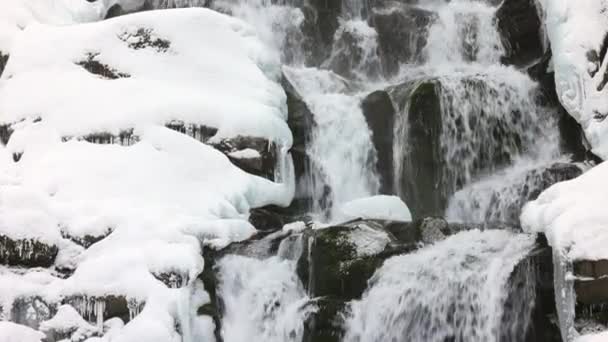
xmin=343 ymin=229 xmax=537 ymax=342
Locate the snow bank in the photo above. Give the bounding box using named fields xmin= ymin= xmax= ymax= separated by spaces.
xmin=577 ymin=331 xmax=608 ymax=342
xmin=0 ymin=8 xmax=289 ymax=144
xmin=536 ymin=0 xmax=608 ymax=158
xmin=0 ymin=322 xmax=44 ymax=342
xmin=0 ymin=7 xmax=293 ymax=341
xmin=338 ymin=195 xmax=412 ymax=222
xmin=521 ymin=161 xmax=608 ymax=260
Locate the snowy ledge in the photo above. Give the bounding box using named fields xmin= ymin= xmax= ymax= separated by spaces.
xmin=0 ymin=7 xmax=294 ymax=341
xmin=536 ymin=0 xmax=608 ymax=158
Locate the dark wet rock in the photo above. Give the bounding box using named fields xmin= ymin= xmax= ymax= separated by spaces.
xmin=361 ymin=90 xmax=395 ymax=194
xmin=164 ymin=121 xmax=218 ymax=142
xmin=368 ymin=3 xmax=435 ymax=76
xmin=11 ymin=296 xmax=56 ymax=330
xmin=165 ymin=120 xmax=278 ymax=180
xmin=152 ymin=270 xmax=189 ymax=289
xmin=0 ymin=235 xmax=58 ymax=268
xmin=0 ymin=123 xmax=12 ymax=145
xmin=210 ymin=136 xmax=277 ymax=180
xmin=61 ymin=227 xmax=113 ymax=249
xmin=76 ymin=53 xmax=130 ymax=80
xmin=282 ymin=72 xmax=317 ymax=194
xmin=302 ymin=219 xmax=414 ymax=300
xmin=496 ymin=0 xmax=544 ymax=67
xmin=506 ymin=241 xmax=562 ymax=342
xmin=574 ymin=259 xmax=608 ymax=305
xmin=0 ymin=52 xmax=8 ymax=78
xmin=323 ymin=22 xmax=382 ymax=79
xmin=249 ymin=204 xmax=312 ymax=233
xmin=199 ymin=248 xmax=223 ymax=342
xmin=418 ymin=217 xmax=447 ymax=244
xmin=63 ymin=295 xmax=144 ymax=325
xmin=303 ymin=297 xmax=346 ymax=342
xmin=117 ymin=28 xmax=171 ymax=52
xmin=390 ymin=80 xmax=444 ymax=218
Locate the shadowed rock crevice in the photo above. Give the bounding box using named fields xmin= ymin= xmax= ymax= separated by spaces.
xmin=76 ymin=53 xmax=130 ymax=80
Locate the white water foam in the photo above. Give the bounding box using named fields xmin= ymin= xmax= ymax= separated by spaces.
xmin=344 ymin=229 xmax=536 ymax=342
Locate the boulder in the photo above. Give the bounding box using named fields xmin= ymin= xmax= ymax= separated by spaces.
xmin=496 ymin=0 xmax=544 ymax=67
xmin=39 ymin=305 xmax=98 ymax=342
xmin=302 ymin=219 xmax=414 ymax=300
xmin=61 ymin=227 xmax=113 ymax=249
xmin=361 ymin=90 xmax=396 ymax=194
xmin=368 ymin=3 xmax=435 ymax=76
xmin=0 ymin=123 xmax=13 ymax=146
xmin=391 ymin=80 xmax=444 ymax=218
xmin=11 ymin=296 xmax=56 ymax=330
xmin=0 ymin=235 xmax=58 ymax=268
xmin=302 ymin=297 xmax=346 ymax=342
xmin=0 ymin=52 xmax=8 ymax=78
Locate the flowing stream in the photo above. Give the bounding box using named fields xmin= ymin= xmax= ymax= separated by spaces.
xmin=203 ymin=0 xmax=566 ymax=341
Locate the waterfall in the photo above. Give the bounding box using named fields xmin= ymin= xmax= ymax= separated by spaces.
xmin=216 ymin=235 xmax=316 ymax=342
xmin=343 ymin=230 xmax=536 ymax=342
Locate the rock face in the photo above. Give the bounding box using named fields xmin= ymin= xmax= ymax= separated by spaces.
xmin=361 ymin=90 xmax=396 ymax=194
xmin=368 ymin=3 xmax=435 ymax=76
xmin=11 ymin=296 xmax=56 ymax=330
xmin=391 ymin=80 xmax=444 ymax=218
xmin=496 ymin=0 xmax=543 ymax=67
xmin=574 ymin=259 xmax=608 ymax=305
xmin=0 ymin=235 xmax=58 ymax=268
xmin=0 ymin=52 xmax=8 ymax=78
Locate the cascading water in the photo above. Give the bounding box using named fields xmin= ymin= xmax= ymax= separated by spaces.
xmin=343 ymin=230 xmax=536 ymax=342
xmin=216 ymin=235 xmax=315 ymax=342
xmin=196 ymin=0 xmax=564 ymax=341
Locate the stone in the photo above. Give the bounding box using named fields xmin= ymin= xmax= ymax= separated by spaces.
xmin=61 ymin=227 xmax=114 ymax=249
xmin=302 ymin=297 xmax=346 ymax=342
xmin=0 ymin=123 xmax=12 ymax=145
xmin=0 ymin=52 xmax=8 ymax=78
xmin=152 ymin=271 xmax=189 ymax=289
xmin=368 ymin=3 xmax=435 ymax=76
xmin=391 ymin=80 xmax=444 ymax=218
xmin=496 ymin=0 xmax=544 ymax=67
xmin=361 ymin=90 xmax=396 ymax=194
xmin=210 ymin=136 xmax=277 ymax=181
xmin=76 ymin=52 xmax=130 ymax=80
xmin=419 ymin=217 xmax=447 ymax=244
xmin=11 ymin=296 xmax=56 ymax=330
xmin=302 ymin=219 xmax=414 ymax=300
xmin=0 ymin=235 xmax=58 ymax=268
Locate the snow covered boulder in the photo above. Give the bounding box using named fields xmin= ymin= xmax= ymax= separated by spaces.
xmin=10 ymin=296 xmax=56 ymax=330
xmin=39 ymin=305 xmax=98 ymax=342
xmin=536 ymin=0 xmax=608 ymax=159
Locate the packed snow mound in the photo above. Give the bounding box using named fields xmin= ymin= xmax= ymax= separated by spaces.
xmin=338 ymin=195 xmax=412 ymax=222
xmin=0 ymin=8 xmax=290 ymax=145
xmin=0 ymin=322 xmax=44 ymax=342
xmin=521 ymin=161 xmax=608 ymax=260
xmin=0 ymin=7 xmax=294 ymax=341
xmin=577 ymin=331 xmax=608 ymax=342
xmin=536 ymin=0 xmax=608 ymax=158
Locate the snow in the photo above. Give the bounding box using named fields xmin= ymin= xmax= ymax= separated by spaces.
xmin=521 ymin=160 xmax=608 ymax=260
xmin=0 ymin=6 xmax=294 ymax=342
xmin=337 ymin=195 xmax=412 ymax=222
xmin=0 ymin=322 xmax=44 ymax=342
xmin=0 ymin=8 xmax=290 ymax=144
xmin=228 ymin=148 xmax=262 ymax=160
xmin=536 ymin=0 xmax=608 ymax=158
xmin=577 ymin=331 xmax=608 ymax=342
xmin=39 ymin=304 xmax=97 ymax=339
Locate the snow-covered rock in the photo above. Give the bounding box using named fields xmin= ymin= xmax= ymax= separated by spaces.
xmin=337 ymin=195 xmax=412 ymax=222
xmin=0 ymin=322 xmax=44 ymax=342
xmin=521 ymin=160 xmax=608 ymax=261
xmin=536 ymin=0 xmax=608 ymax=158
xmin=0 ymin=7 xmax=294 ymax=341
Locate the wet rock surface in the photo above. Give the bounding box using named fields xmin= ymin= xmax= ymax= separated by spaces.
xmin=361 ymin=90 xmax=396 ymax=194
xmin=0 ymin=52 xmax=8 ymax=78
xmin=496 ymin=0 xmax=544 ymax=67
xmin=0 ymin=235 xmax=59 ymax=268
